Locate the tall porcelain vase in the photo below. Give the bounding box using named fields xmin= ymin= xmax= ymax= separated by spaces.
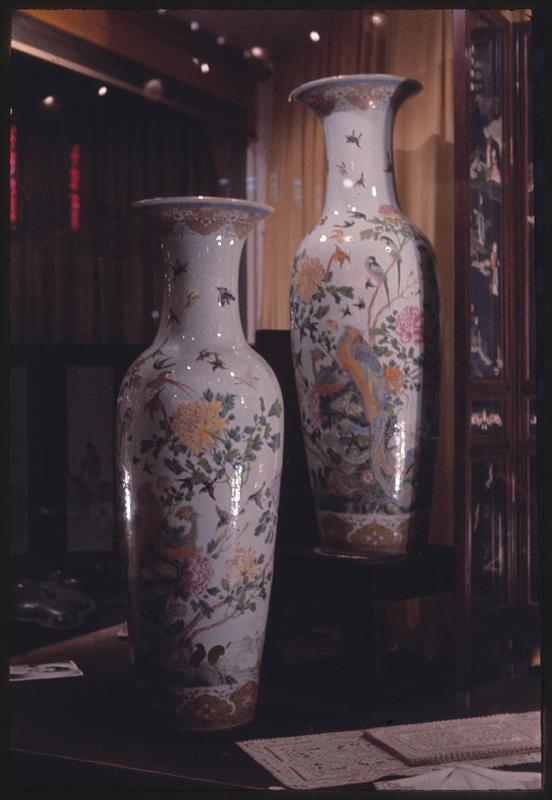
xmin=116 ymin=197 xmax=283 ymax=730
xmin=289 ymin=75 xmax=439 ymax=558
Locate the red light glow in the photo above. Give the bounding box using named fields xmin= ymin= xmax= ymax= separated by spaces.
xmin=70 ymin=143 xmax=80 ymax=231
xmin=10 ymin=125 xmax=16 ymax=225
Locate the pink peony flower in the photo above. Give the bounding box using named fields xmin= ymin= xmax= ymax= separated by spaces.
xmin=378 ymin=203 xmax=402 ymax=219
xmin=396 ymin=305 xmax=423 ymax=344
xmin=187 ymin=554 xmax=213 ymax=595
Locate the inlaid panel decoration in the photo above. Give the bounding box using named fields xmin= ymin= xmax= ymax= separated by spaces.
xmin=468 ymin=30 xmax=504 ymax=378
xmin=471 ymin=459 xmax=507 ymax=614
xmin=470 ymin=399 xmax=505 ymax=438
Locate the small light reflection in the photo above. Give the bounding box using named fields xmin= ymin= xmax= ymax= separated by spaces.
xmin=371 ymin=185 xmax=377 ymax=197
xmin=230 ymin=463 xmax=244 ymax=522
xmin=343 ymin=178 xmax=354 ymax=188
xmin=394 ymin=420 xmax=407 ymax=494
xmin=320 ymin=234 xmax=327 ymax=242
xmin=122 ymin=468 xmax=132 ymax=522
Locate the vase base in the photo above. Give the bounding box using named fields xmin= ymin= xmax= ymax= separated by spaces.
xmin=317 ymin=510 xmax=421 ymax=558
xmin=136 ymin=678 xmax=258 ymax=732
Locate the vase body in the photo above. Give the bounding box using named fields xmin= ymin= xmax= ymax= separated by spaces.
xmin=289 ymin=75 xmax=440 ymax=558
xmin=116 ymin=197 xmax=283 ymax=730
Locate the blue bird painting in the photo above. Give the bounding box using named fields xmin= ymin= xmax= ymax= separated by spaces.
xmin=365 ymin=255 xmax=390 ymax=304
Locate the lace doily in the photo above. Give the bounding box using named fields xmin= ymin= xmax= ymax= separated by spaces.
xmin=238 ymin=714 xmax=541 ymax=790
xmin=364 ymin=710 xmax=541 ymax=765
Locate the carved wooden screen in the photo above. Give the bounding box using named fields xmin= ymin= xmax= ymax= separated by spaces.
xmin=452 ymin=9 xmax=539 ymax=706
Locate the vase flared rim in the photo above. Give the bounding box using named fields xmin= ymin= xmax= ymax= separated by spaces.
xmin=289 ymin=74 xmax=422 ymax=104
xmin=133 ymin=196 xmax=274 ymax=217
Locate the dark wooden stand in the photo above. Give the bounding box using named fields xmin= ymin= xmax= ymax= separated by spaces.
xmin=268 ymin=544 xmax=455 ymax=695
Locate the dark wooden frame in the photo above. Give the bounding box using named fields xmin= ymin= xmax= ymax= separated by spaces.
xmin=453 ymin=9 xmax=540 ymax=706
xmin=512 ymin=21 xmax=540 ymax=664
xmin=9 ymin=344 xmax=143 ymax=580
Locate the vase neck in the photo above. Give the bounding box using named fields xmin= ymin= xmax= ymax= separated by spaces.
xmin=134 ymin=198 xmax=273 ymax=349
xmin=322 ymin=105 xmax=400 ymax=214
xmin=290 ymin=75 xmax=421 ymax=217
xmin=155 ymin=232 xmax=246 ymax=348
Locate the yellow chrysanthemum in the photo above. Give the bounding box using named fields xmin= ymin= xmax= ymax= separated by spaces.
xmin=225 ymin=547 xmax=260 ymax=583
xmin=173 ymin=399 xmax=226 ymax=455
xmin=294 ymin=256 xmax=324 ymax=302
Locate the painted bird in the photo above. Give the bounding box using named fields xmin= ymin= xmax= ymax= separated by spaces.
xmin=336 ymin=327 xmax=387 ymax=424
xmin=310 ymin=349 xmax=348 ymax=398
xmin=365 ymin=256 xmax=390 ymax=304
xmin=146 ymin=370 xmax=192 ymax=394
xmin=381 ymin=235 xmax=401 ymax=291
xmin=345 ymin=130 xmax=363 ymax=148
xmin=335 ymin=327 xmax=403 ymax=505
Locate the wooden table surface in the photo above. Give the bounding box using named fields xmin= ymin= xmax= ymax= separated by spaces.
xmin=10 ymin=620 xmax=542 ymax=790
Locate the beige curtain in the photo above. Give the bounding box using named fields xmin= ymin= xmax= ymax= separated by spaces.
xmin=261 ymin=10 xmax=386 ymax=329
xmin=260 ymin=9 xmax=454 ymax=552
xmin=385 ymin=10 xmax=455 ymax=548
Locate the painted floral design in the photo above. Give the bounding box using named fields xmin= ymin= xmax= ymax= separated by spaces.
xmin=173 ymin=398 xmax=227 ymax=455
xmin=396 ymin=305 xmax=423 ymax=344
xmin=378 ymin=203 xmax=402 ymax=219
xmin=384 ymin=365 xmax=405 ymax=393
xmin=117 ymin=199 xmax=282 ymax=729
xmin=290 ymin=207 xmax=439 ymax=522
xmin=117 ymin=347 xmax=283 ymax=699
xmin=293 ymin=255 xmax=325 ymax=302
xmin=187 ymin=554 xmax=214 ymax=594
xmin=225 ymin=547 xmax=262 ymax=583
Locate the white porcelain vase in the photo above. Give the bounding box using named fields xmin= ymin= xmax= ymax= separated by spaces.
xmin=289 ymin=75 xmax=440 ymax=558
xmin=116 ymin=197 xmax=283 ymax=730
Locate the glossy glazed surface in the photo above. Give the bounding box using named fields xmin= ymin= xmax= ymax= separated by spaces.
xmin=116 ymin=198 xmax=283 ymax=729
xmin=290 ymin=76 xmax=439 ymax=557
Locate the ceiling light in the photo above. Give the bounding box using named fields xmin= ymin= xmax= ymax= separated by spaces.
xmin=98 ymin=85 xmax=108 ymax=96
xmin=157 ymin=8 xmax=167 ymax=14
xmin=371 ymin=12 xmax=385 ymax=27
xmin=200 ymin=63 xmax=210 ymax=74
xmin=309 ymin=31 xmax=320 ymax=42
xmin=216 ymin=35 xmax=226 ymax=45
xmin=251 ymin=46 xmax=266 ymax=59
xmin=41 ymin=95 xmax=56 ymax=107
xmin=143 ymin=78 xmax=163 ymax=97
xmin=192 ymin=57 xmax=200 ymax=66
xmin=190 ymin=21 xmax=199 ymax=31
